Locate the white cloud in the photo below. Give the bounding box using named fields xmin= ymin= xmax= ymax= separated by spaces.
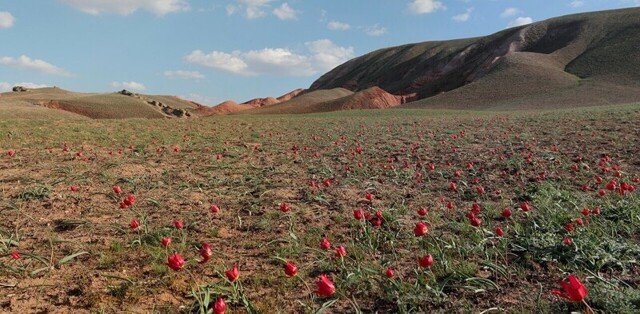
xmin=227 ymin=0 xmax=272 ymax=19
xmin=111 ymin=81 xmax=146 ymax=91
xmin=452 ymin=8 xmax=473 ymax=22
xmin=570 ymin=0 xmax=584 ymax=7
xmin=273 ymin=3 xmax=297 ymax=20
xmin=185 ymin=39 xmax=354 ymax=76
xmin=327 ymin=20 xmax=350 ymax=31
xmin=0 ymin=55 xmax=71 ymax=76
xmin=408 ymin=0 xmax=445 ymax=14
xmin=500 ymin=7 xmax=520 ymax=18
xmin=508 ymin=16 xmax=533 ymax=27
xmin=60 ymin=0 xmax=189 ymax=16
xmin=0 ymin=82 xmax=51 ymax=92
xmin=163 ymin=70 xmax=205 ymax=80
xmin=0 ymin=12 xmax=15 ymax=29
xmin=365 ymin=24 xmax=387 ymax=36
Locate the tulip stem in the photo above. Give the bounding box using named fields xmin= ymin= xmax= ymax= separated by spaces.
xmin=582 ymin=300 xmax=594 ymax=314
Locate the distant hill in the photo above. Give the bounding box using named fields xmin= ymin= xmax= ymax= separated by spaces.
xmin=238 ymin=88 xmax=354 ymax=114
xmin=0 ymin=87 xmax=202 ymax=119
xmin=308 ymin=7 xmax=640 ymax=110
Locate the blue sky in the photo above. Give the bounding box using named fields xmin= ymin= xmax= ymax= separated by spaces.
xmin=0 ymin=0 xmax=638 ymax=105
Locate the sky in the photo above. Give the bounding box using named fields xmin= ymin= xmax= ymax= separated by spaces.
xmin=1 ymin=0 xmax=639 ymax=106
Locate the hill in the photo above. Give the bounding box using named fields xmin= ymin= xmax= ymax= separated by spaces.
xmin=238 ymin=88 xmax=354 ymax=114
xmin=0 ymin=87 xmax=201 ymax=119
xmin=309 ymin=7 xmax=640 ymax=110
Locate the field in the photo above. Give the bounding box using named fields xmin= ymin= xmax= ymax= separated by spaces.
xmin=1 ymin=105 xmax=639 ymax=313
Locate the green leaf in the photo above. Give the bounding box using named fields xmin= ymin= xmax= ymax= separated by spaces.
xmin=57 ymin=251 xmax=89 ymax=266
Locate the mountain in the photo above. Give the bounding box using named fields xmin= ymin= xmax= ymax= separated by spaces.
xmin=0 ymin=87 xmax=202 ymax=119
xmin=309 ymin=7 xmax=640 ymax=110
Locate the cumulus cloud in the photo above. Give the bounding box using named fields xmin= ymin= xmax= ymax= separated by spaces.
xmin=570 ymin=0 xmax=584 ymax=7
xmin=59 ymin=0 xmax=189 ymax=16
xmin=452 ymin=8 xmax=473 ymax=22
xmin=0 ymin=11 xmax=15 ymax=29
xmin=327 ymin=21 xmax=350 ymax=30
xmin=163 ymin=70 xmax=205 ymax=80
xmin=185 ymin=39 xmax=354 ymax=76
xmin=227 ymin=0 xmax=272 ymax=19
xmin=111 ymin=81 xmax=146 ymax=91
xmin=273 ymin=3 xmax=298 ymax=20
xmin=408 ymin=0 xmax=445 ymax=14
xmin=508 ymin=16 xmax=534 ymax=27
xmin=0 ymin=55 xmax=71 ymax=76
xmin=365 ymin=24 xmax=387 ymax=36
xmin=500 ymin=7 xmax=520 ymax=18
xmin=0 ymin=82 xmax=51 ymax=92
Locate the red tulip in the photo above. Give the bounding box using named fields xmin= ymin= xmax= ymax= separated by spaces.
xmin=449 ymin=182 xmax=457 ymax=192
xmin=414 ymin=222 xmax=428 ymax=237
xmin=564 ymin=237 xmax=572 ymax=245
xmin=592 ymin=208 xmax=600 ymax=215
xmin=417 ymin=207 xmax=428 ymax=216
xmin=575 ymin=218 xmax=584 ymax=226
xmin=606 ymin=180 xmax=617 ymax=191
xmin=174 ymin=220 xmax=184 ymax=229
xmin=552 ymin=275 xmax=588 ymax=302
xmin=495 ymin=227 xmax=504 ymax=237
xmin=161 ymin=237 xmax=171 ymax=247
xmin=469 ymin=216 xmax=482 ymax=227
xmin=113 ymin=186 xmax=122 ymax=194
xmin=471 ymin=203 xmax=481 ymax=213
xmin=520 ymin=202 xmax=531 ymax=212
xmin=284 ymin=261 xmax=298 ymax=277
xmin=418 ymin=254 xmax=434 ymax=268
xmin=199 ymin=243 xmax=213 ymax=263
xmin=446 ymin=201 xmax=454 ymax=209
xmin=320 ymin=238 xmax=331 ymax=250
xmin=225 ymin=264 xmax=239 ymax=282
xmin=10 ymin=249 xmax=20 ymax=260
xmin=280 ymin=203 xmax=291 ymax=213
xmin=69 ymin=185 xmax=79 ymax=192
xmin=335 ymin=246 xmax=347 ymax=258
xmin=213 ymin=297 xmax=226 ymax=314
xmin=581 ymin=208 xmax=590 ymax=216
xmin=353 ymin=208 xmax=364 ymax=220
xmin=564 ymin=223 xmax=575 ymax=232
xmin=365 ymin=192 xmax=374 ymax=201
xmin=314 ymin=274 xmax=336 ymax=297
xmin=123 ymin=194 xmax=136 ymax=206
xmin=595 ymin=176 xmax=603 ymax=183
xmin=323 ymin=179 xmax=331 ymax=187
xmin=167 ymin=253 xmax=185 ymax=271
xmin=598 ymin=189 xmax=606 ymax=197
xmin=210 ymin=204 xmax=220 ymax=213
xmin=502 ymin=208 xmax=512 ymax=219
xmin=129 ymin=219 xmax=140 ymax=230
xmin=7 ymin=150 xmax=16 ymax=157
xmin=384 ymin=268 xmax=395 ymax=278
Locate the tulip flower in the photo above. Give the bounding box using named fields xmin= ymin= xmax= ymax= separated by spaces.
xmin=495 ymin=227 xmax=504 ymax=237
xmin=385 ymin=268 xmax=395 ymax=278
xmin=10 ymin=249 xmax=20 ymax=260
xmin=418 ymin=254 xmax=434 ymax=268
xmin=353 ymin=208 xmax=364 ymax=220
xmin=417 ymin=207 xmax=428 ymax=216
xmin=502 ymin=208 xmax=512 ymax=219
xmin=314 ymin=274 xmax=336 ymax=297
xmin=520 ymin=202 xmax=531 ymax=212
xmin=225 ymin=264 xmax=239 ymax=282
xmin=7 ymin=150 xmax=16 ymax=157
xmin=210 ymin=204 xmax=220 ymax=213
xmin=113 ymin=186 xmax=122 ymax=194
xmin=365 ymin=192 xmax=374 ymax=201
xmin=552 ymin=275 xmax=588 ymax=302
xmin=167 ymin=253 xmax=185 ymax=271
xmin=174 ymin=220 xmax=184 ymax=229
xmin=284 ymin=261 xmax=298 ymax=277
xmin=129 ymin=219 xmax=140 ymax=230
xmin=199 ymin=243 xmax=213 ymax=263
xmin=564 ymin=237 xmax=572 ymax=246
xmin=161 ymin=237 xmax=172 ymax=247
xmin=335 ymin=246 xmax=347 ymax=258
xmin=414 ymin=222 xmax=428 ymax=237
xmin=69 ymin=185 xmax=79 ymax=192
xmin=213 ymin=297 xmax=226 ymax=314
xmin=279 ymin=203 xmax=290 ymax=213
xmin=320 ymin=238 xmax=331 ymax=250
